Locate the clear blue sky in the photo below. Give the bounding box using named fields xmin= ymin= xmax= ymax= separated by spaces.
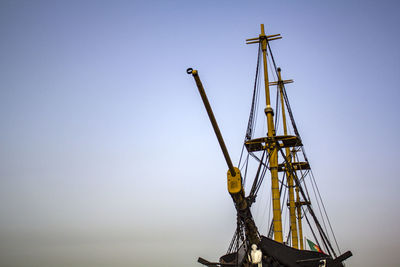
xmin=1 ymin=1 xmax=399 ymax=266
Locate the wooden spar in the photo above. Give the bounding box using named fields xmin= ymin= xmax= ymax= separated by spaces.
xmin=186 ymin=68 xmax=236 ymax=177
xmin=187 ymin=68 xmax=260 ymax=247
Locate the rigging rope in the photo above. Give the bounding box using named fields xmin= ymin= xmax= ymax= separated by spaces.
xmin=304 ymin=212 xmax=324 ymax=252
xmin=242 ymin=153 xmax=250 ymax=187
xmin=267 ymin=52 xmax=280 ymax=132
xmin=249 ymin=150 xmax=267 ymax=200
xmin=267 ymin=42 xmax=342 ymax=256
xmin=309 ymin=168 xmax=331 ymax=246
xmin=245 ymin=43 xmax=262 ymax=141
xmin=277 ymin=145 xmax=337 ymax=257
xmin=309 ymin=168 xmax=342 ymax=254
xmin=268 ymin=43 xmax=301 ymax=139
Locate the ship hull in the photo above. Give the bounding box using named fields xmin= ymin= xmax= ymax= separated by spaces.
xmin=217 ymin=236 xmax=349 ymax=267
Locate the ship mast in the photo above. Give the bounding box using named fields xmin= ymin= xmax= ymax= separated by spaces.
xmin=247 ymin=24 xmax=283 ymax=243
xmin=260 ymin=24 xmax=284 ymax=244
xmin=277 ymin=68 xmax=299 ymax=248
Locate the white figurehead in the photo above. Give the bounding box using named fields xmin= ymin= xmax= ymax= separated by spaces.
xmin=248 ymin=244 xmax=262 ymax=267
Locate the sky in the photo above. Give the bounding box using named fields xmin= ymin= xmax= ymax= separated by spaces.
xmin=1 ymin=0 xmax=400 ymax=266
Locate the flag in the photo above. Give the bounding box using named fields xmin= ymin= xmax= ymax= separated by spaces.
xmin=306 ymin=238 xmax=324 ymax=253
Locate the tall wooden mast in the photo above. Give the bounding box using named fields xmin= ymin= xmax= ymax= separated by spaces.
xmin=260 ymin=24 xmax=283 ymax=243
xmin=276 ymin=68 xmax=299 ymax=248
xmin=247 ymin=24 xmax=283 ymax=243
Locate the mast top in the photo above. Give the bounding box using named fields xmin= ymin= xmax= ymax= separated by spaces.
xmin=246 ymin=24 xmax=282 ymax=45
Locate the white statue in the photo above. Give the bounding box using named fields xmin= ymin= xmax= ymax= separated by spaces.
xmin=248 ymin=244 xmax=262 ymax=267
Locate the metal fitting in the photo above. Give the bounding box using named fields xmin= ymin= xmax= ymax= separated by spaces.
xmin=264 ymin=107 xmax=274 ymax=116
